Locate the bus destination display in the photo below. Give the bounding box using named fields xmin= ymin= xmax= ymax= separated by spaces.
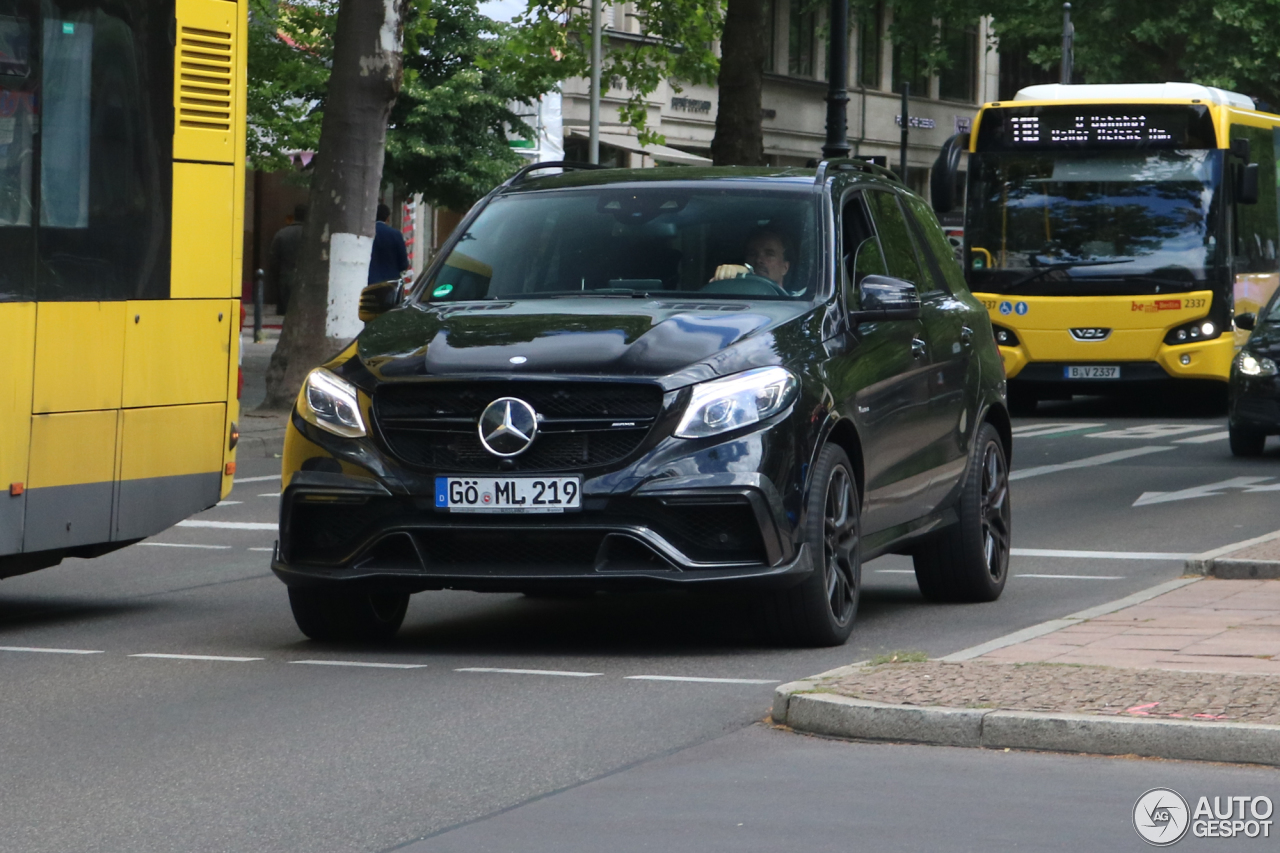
xmin=977 ymin=105 xmax=1216 ymax=151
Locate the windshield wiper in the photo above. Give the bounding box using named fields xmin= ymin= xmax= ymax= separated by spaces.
xmin=1006 ymin=259 xmax=1135 ymax=290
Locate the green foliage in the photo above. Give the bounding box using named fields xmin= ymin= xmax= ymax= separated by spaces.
xmin=868 ymin=650 xmax=930 ymax=665
xmin=510 ymin=0 xmax=721 ymax=144
xmin=246 ymin=0 xmax=332 ymax=172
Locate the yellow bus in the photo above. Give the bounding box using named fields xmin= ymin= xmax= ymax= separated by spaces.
xmin=0 ymin=0 xmax=246 ymax=578
xmin=939 ymin=83 xmax=1280 ymax=412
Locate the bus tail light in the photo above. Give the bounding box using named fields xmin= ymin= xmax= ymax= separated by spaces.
xmin=238 ymin=367 xmax=244 ymax=399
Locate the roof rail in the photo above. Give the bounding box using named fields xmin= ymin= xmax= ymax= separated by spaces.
xmin=502 ymin=160 xmax=609 ymax=188
xmin=813 ymin=158 xmax=904 ymax=187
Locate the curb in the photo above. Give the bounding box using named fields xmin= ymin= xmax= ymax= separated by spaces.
xmin=1186 ymin=529 xmax=1280 ymax=578
xmin=774 ymin=690 xmax=1280 ymax=767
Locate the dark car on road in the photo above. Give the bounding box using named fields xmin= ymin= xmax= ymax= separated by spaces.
xmin=1229 ymin=289 xmax=1280 ymax=455
xmin=275 ymin=161 xmax=1012 ymax=647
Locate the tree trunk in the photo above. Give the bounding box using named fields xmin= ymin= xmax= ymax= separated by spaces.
xmin=261 ymin=0 xmax=408 ymax=410
xmin=710 ymin=0 xmax=767 ymax=166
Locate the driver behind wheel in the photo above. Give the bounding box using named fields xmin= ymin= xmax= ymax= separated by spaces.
xmin=710 ymin=228 xmax=792 ymax=288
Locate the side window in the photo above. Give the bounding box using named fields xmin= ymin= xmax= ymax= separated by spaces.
xmin=841 ymin=191 xmax=884 ymax=284
xmin=1234 ymin=123 xmax=1279 ymax=276
xmin=900 ymin=192 xmax=968 ymax=293
xmin=865 ymin=190 xmax=922 ymax=284
xmin=0 ymin=1 xmax=35 ymax=300
xmin=36 ymin=3 xmax=172 ymax=301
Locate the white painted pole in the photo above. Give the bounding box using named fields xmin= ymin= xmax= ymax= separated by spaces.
xmin=589 ymin=0 xmax=601 ymax=164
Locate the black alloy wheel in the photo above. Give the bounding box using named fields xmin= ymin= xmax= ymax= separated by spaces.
xmin=1229 ymin=422 xmax=1267 ymax=457
xmin=755 ymin=444 xmax=861 ymax=647
xmin=914 ymin=422 xmax=1011 ymax=602
xmin=288 ymin=586 xmax=410 ymax=643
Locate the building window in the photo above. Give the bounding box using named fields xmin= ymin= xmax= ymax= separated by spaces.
xmin=891 ymin=40 xmax=928 ymax=96
xmin=763 ymin=0 xmax=776 ymax=73
xmin=856 ymin=2 xmax=882 ymax=89
xmin=788 ymin=0 xmax=815 ymax=78
xmin=939 ymin=20 xmax=978 ymax=102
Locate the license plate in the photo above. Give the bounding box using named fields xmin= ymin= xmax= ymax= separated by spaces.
xmin=435 ymin=476 xmax=581 ymax=513
xmin=1064 ymin=365 xmax=1121 ymax=379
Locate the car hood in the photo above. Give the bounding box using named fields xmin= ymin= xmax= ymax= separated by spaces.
xmin=355 ymin=298 xmax=816 ymax=387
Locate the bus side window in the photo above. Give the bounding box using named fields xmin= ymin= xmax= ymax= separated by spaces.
xmin=1234 ymin=124 xmax=1279 ymax=276
xmin=0 ymin=1 xmax=36 ymax=301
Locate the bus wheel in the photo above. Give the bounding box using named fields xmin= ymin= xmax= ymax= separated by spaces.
xmin=1229 ymin=424 xmax=1267 ymax=457
xmin=288 ymin=586 xmax=409 ymax=642
xmin=1007 ymin=388 xmax=1037 ymax=416
xmin=913 ymin=423 xmax=1011 ymax=603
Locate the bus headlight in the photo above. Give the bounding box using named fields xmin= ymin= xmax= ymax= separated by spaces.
xmin=675 ymin=367 xmax=798 ymax=439
xmin=1164 ymin=319 xmax=1221 ymax=345
xmin=1238 ymin=352 xmax=1279 ymax=377
xmin=301 ymin=368 xmax=367 ymax=438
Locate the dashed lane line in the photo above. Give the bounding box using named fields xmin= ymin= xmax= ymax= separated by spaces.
xmin=456 ymin=667 xmax=601 ymax=677
xmin=129 ymin=653 xmax=264 ymax=662
xmin=625 ymin=675 xmax=778 ymax=684
xmin=1008 ymin=445 xmax=1174 ymax=481
xmin=1015 ymin=574 xmax=1124 ymax=580
xmin=1010 ymin=548 xmax=1195 ymax=560
xmin=292 ymin=660 xmax=427 ymax=669
xmin=0 ymin=646 xmax=104 ymax=655
xmin=139 ymin=542 xmax=231 ymax=550
xmin=232 ymin=475 xmax=281 ymax=483
xmin=215 ymin=501 xmax=242 ymax=507
xmin=1173 ymin=430 xmax=1230 ymax=444
xmin=177 ymin=520 xmax=277 ymax=531
xmin=248 ymin=547 xmax=274 ymax=552
xmin=258 ymin=493 xmax=280 ymax=498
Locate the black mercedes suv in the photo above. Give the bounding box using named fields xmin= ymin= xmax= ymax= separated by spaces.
xmin=275 ymin=160 xmax=1012 ymax=647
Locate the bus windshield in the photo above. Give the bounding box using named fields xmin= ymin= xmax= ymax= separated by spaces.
xmin=967 ymin=149 xmax=1224 ymax=295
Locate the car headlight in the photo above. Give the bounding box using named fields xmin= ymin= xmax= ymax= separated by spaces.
xmin=674 ymin=367 xmax=798 ymax=439
xmin=1238 ymin=352 xmax=1279 ymax=377
xmin=300 ymin=368 xmax=367 ymax=437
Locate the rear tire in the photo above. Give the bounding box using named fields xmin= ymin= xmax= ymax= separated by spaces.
xmin=914 ymin=422 xmax=1011 ymax=603
xmin=288 ymin=587 xmax=409 ymax=643
xmin=1229 ymin=423 xmax=1267 ymax=457
xmin=754 ymin=445 xmax=860 ymax=647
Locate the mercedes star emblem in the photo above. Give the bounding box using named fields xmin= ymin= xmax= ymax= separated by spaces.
xmin=477 ymin=397 xmax=539 ymax=457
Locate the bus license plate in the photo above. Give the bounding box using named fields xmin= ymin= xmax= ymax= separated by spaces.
xmin=435 ymin=476 xmax=581 ymax=513
xmin=1064 ymin=365 xmax=1120 ymax=379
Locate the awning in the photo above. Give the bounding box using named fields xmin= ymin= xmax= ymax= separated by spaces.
xmin=568 ymin=130 xmax=711 ymax=166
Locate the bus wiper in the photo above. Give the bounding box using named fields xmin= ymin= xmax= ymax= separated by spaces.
xmin=1006 ymin=259 xmax=1135 ymax=289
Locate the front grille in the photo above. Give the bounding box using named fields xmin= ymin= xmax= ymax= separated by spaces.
xmin=375 ymin=381 xmax=664 ymax=472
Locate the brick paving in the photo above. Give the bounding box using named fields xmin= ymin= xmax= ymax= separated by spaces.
xmin=818 ymin=578 xmax=1280 ymax=725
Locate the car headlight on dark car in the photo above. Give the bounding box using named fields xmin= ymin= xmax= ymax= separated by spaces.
xmin=300 ymin=368 xmax=367 ymax=438
xmin=1238 ymin=352 xmax=1279 ymax=377
xmin=675 ymin=367 xmax=799 ymax=439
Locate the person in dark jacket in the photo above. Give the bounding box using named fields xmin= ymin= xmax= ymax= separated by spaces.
xmin=266 ymin=204 xmax=306 ymax=314
xmin=368 ymin=203 xmax=410 ymax=285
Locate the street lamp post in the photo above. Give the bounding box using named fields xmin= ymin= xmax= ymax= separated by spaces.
xmin=821 ymin=0 xmax=850 ymax=159
xmin=589 ymin=0 xmax=602 ymax=164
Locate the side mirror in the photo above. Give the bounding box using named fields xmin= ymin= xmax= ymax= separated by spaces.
xmin=359 ymin=280 xmax=402 ymax=322
xmin=856 ymin=275 xmax=921 ymax=321
xmin=1236 ymin=312 xmax=1257 ymax=331
xmin=1239 ymin=163 xmax=1260 ymax=205
xmin=930 ymin=132 xmax=970 ymax=214
xmin=1232 ymin=137 xmax=1252 ymax=162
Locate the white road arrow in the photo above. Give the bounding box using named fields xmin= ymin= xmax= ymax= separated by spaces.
xmin=1132 ymin=476 xmax=1274 ymax=506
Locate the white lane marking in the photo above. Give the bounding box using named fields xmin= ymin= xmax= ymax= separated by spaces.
xmin=0 ymin=646 xmax=104 ymax=655
xmin=233 ymin=475 xmax=281 ymax=483
xmin=292 ymin=660 xmax=427 ymax=669
xmin=1174 ymin=430 xmax=1229 ymax=444
xmin=1009 ymin=446 xmax=1173 ymax=481
xmin=258 ymin=493 xmax=280 ymax=498
xmin=1015 ymin=573 xmax=1124 ymax=580
xmin=215 ymin=500 xmax=242 ymax=507
xmin=248 ymin=547 xmax=274 ymax=552
xmin=130 ymin=653 xmax=263 ymax=662
xmin=456 ymin=667 xmax=601 ymax=677
xmin=1086 ymin=423 xmax=1217 ymax=440
xmin=1010 ymin=548 xmax=1195 ymax=560
xmin=875 ymin=569 xmax=916 ymax=574
xmin=139 ymin=542 xmax=231 ymax=550
xmin=178 ymin=520 xmax=277 ymax=531
xmin=1133 ymin=476 xmax=1272 ymax=506
xmin=1011 ymin=422 xmax=1105 ymax=438
xmin=625 ymin=675 xmax=779 ymax=684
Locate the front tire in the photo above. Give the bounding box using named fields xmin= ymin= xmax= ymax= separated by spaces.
xmin=914 ymin=422 xmax=1011 ymax=603
xmin=755 ymin=445 xmax=861 ymax=647
xmin=1229 ymin=423 xmax=1267 ymax=457
xmin=288 ymin=587 xmax=410 ymax=642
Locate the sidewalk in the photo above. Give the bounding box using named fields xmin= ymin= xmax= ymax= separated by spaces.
xmin=774 ymin=571 xmax=1280 ymax=766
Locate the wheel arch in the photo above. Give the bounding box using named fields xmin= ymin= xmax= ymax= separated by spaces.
xmin=823 ymin=417 xmax=865 ymax=504
xmin=981 ymin=401 xmax=1013 ymax=464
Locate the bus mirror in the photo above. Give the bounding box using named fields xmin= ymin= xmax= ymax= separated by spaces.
xmin=930 ymin=132 xmax=969 ymax=214
xmin=1236 ymin=312 xmax=1257 ymax=331
xmin=1240 ymin=163 xmax=1260 ymax=205
xmin=1231 ymin=137 xmax=1252 ymax=162
xmin=359 ymin=280 xmax=402 ymax=322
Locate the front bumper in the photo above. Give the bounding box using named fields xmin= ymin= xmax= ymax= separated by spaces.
xmin=1230 ymin=370 xmax=1280 ymax=433
xmin=273 ymin=412 xmax=808 ymax=593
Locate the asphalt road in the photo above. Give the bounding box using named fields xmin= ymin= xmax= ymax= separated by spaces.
xmin=2 ymin=383 xmax=1278 ymax=852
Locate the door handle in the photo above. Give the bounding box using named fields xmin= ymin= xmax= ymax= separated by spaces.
xmin=960 ymin=325 xmax=973 ymax=344
xmin=911 ymin=337 xmax=927 ymax=359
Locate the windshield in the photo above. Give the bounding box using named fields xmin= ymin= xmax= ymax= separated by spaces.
xmin=417 ymin=187 xmax=821 ymax=303
xmin=967 ymin=149 xmax=1224 ymax=295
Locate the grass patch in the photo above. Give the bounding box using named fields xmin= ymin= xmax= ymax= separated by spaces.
xmin=868 ymin=650 xmax=929 ymax=666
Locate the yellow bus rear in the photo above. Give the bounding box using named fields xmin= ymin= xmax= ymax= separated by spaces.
xmin=0 ymin=0 xmax=246 ymax=578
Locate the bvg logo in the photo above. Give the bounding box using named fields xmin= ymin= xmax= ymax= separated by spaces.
xmin=1134 ymin=788 xmax=1190 ymax=846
